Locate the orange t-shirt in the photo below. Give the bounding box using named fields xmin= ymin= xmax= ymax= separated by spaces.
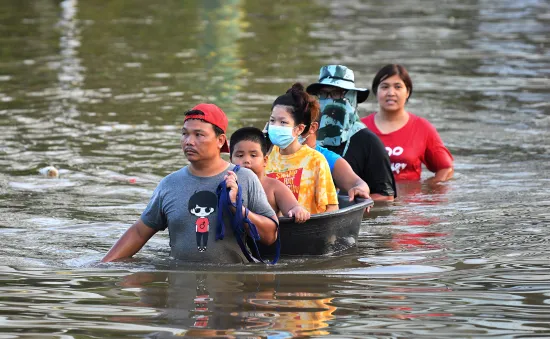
xmin=266 ymin=145 xmax=338 ymax=214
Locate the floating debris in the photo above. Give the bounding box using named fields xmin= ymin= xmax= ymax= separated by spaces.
xmin=38 ymin=166 xmax=59 ymax=178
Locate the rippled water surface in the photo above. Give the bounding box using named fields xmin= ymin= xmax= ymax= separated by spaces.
xmin=1 ymin=0 xmax=549 ymax=337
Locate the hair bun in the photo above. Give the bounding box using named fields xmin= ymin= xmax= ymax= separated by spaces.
xmin=287 ymin=82 xmax=305 ymax=94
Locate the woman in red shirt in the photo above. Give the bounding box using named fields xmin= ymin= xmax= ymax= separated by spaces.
xmin=361 ymin=64 xmax=453 ymax=182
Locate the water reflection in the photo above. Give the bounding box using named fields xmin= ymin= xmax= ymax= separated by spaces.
xmin=117 ymin=271 xmax=338 ymax=337
xmin=1 ymin=0 xmax=550 ymax=337
xmin=236 ymin=0 xmax=327 ymax=125
xmin=196 ymin=0 xmax=245 ymax=115
xmin=56 ymin=0 xmax=83 ymax=118
xmin=3 ymin=266 xmax=550 ymax=337
xmin=364 ymin=181 xmax=451 ymax=255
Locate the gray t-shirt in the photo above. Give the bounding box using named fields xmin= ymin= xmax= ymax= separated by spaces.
xmin=141 ymin=163 xmax=275 ymax=263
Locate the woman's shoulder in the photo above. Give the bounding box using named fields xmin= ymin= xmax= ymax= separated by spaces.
xmin=284 ymin=146 xmax=329 ymax=170
xmin=361 ymin=113 xmax=376 ymax=126
xmin=408 ymin=112 xmax=439 ymax=132
xmin=301 ymin=145 xmax=327 ymax=160
xmin=308 ymin=148 xmax=334 ymax=172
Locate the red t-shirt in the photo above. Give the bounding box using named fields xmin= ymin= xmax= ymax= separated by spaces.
xmin=195 ymin=217 xmax=209 ymax=233
xmin=362 ymin=113 xmax=453 ymax=181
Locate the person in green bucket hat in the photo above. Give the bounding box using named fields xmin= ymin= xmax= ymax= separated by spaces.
xmin=307 ymin=65 xmax=396 ymax=201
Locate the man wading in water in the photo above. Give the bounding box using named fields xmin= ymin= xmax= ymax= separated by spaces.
xmin=102 ymin=103 xmax=278 ymax=263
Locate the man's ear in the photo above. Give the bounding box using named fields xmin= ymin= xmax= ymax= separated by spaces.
xmin=218 ymin=134 xmax=227 ymax=150
xmin=310 ymin=121 xmax=319 ymax=134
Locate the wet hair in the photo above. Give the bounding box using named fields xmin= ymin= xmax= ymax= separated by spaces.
xmin=188 ymin=190 xmax=218 ymax=212
xmin=272 ymin=82 xmax=320 ymax=136
xmin=183 ymin=110 xmax=224 ymax=136
xmin=229 ymin=127 xmax=269 ymax=156
xmin=371 ymin=64 xmax=413 ymax=99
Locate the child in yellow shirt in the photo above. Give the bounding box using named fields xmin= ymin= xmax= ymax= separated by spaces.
xmin=266 ymin=83 xmax=338 ymax=214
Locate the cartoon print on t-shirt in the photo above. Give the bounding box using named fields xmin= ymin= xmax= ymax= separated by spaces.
xmin=188 ymin=191 xmax=217 ymax=252
xmin=267 ymin=168 xmax=303 ymax=200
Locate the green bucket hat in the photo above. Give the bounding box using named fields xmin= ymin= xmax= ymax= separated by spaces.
xmin=306 ymin=65 xmax=370 ymax=103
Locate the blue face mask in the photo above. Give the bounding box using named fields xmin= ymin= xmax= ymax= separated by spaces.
xmin=297 ymin=134 xmax=308 ymax=145
xmin=268 ymin=125 xmax=295 ymax=149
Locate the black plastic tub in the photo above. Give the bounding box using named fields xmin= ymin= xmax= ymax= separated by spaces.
xmin=275 ymin=195 xmax=374 ymax=256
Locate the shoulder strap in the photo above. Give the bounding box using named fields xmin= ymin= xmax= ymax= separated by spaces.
xmin=216 ymin=165 xmax=280 ymax=264
xmin=216 ymin=164 xmax=241 ymax=241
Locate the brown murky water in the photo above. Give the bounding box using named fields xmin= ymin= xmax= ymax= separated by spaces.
xmin=1 ymin=0 xmax=549 ymax=337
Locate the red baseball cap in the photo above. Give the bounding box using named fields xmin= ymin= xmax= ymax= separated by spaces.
xmin=184 ymin=103 xmax=230 ymax=153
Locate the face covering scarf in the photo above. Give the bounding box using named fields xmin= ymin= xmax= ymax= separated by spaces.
xmin=268 ymin=125 xmax=296 ymax=149
xmin=317 ymin=90 xmax=366 ymax=156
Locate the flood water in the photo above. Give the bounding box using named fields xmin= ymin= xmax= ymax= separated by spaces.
xmin=1 ymin=0 xmax=550 ymax=337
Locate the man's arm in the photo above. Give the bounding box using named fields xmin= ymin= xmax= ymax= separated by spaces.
xmin=235 ymin=207 xmax=278 ymax=245
xmin=345 ymin=131 xmax=396 ymax=201
xmin=101 ymin=219 xmax=158 ymax=262
xmin=369 ymin=193 xmax=394 ymax=201
xmin=332 ymin=158 xmax=370 ymax=200
xmin=225 ymin=171 xmax=278 ymax=245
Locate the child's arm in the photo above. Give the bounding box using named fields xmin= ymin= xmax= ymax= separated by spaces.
xmin=272 ymin=179 xmax=310 ymax=223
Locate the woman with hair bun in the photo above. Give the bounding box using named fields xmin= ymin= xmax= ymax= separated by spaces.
xmin=362 ymin=64 xmax=453 ymax=182
xmin=266 ymin=83 xmax=339 ymax=214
